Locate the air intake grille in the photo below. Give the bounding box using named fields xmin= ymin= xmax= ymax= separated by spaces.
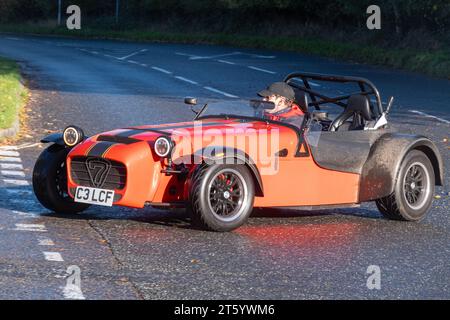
xmin=70 ymin=156 xmax=126 ymax=190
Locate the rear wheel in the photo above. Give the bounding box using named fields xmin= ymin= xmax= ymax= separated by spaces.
xmin=376 ymin=150 xmax=434 ymax=221
xmin=33 ymin=144 xmax=90 ymax=214
xmin=188 ymin=164 xmax=255 ymax=231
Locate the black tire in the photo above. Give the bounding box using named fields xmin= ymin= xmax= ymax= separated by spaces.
xmin=376 ymin=150 xmax=435 ymax=221
xmin=33 ymin=144 xmax=90 ymax=214
xmin=188 ymin=164 xmax=255 ymax=232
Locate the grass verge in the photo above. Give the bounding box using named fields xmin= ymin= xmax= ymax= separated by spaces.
xmin=0 ymin=24 xmax=449 ymax=79
xmin=0 ymin=56 xmax=27 ymax=130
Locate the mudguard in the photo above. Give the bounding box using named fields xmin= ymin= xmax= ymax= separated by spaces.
xmin=40 ymin=133 xmax=65 ymax=146
xmin=194 ymin=146 xmax=264 ymax=196
xmin=359 ymin=133 xmax=444 ymax=202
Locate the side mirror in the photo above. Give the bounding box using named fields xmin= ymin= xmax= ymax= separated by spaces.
xmin=184 ymin=97 xmax=197 ymax=105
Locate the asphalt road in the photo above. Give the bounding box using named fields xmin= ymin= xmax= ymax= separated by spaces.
xmin=0 ymin=34 xmax=449 ymax=300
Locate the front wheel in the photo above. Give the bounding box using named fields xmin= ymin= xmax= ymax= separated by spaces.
xmin=188 ymin=164 xmax=255 ymax=232
xmin=376 ymin=150 xmax=435 ymax=221
xmin=33 ymin=144 xmax=90 ymax=214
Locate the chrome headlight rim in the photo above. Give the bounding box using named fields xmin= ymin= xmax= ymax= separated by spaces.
xmin=63 ymin=126 xmax=84 ymax=147
xmin=154 ymin=136 xmax=173 ymax=158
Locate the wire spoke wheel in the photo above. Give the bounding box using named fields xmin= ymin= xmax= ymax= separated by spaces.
xmin=207 ymin=169 xmax=247 ymax=222
xmin=402 ymin=162 xmax=431 ymax=210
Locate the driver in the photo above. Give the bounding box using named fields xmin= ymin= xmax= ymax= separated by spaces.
xmin=258 ymin=82 xmax=304 ymax=121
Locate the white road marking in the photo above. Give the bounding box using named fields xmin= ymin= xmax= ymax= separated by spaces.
xmin=1 ymin=170 xmax=25 ymax=177
xmin=91 ymin=51 xmax=99 ymax=55
xmin=3 ymin=179 xmax=29 ymax=186
xmin=7 ymin=189 xmax=33 ymax=195
xmin=247 ymin=66 xmax=276 ymax=74
xmin=14 ymin=223 xmax=46 ymax=232
xmin=15 ymin=142 xmax=41 ymax=150
xmin=175 ymin=52 xmax=197 ymax=57
xmin=6 ymin=37 xmax=21 ymax=41
xmin=127 ymin=60 xmax=140 ymax=65
xmin=43 ymin=252 xmax=64 ymax=262
xmin=63 ymin=284 xmax=85 ymax=300
xmin=251 ymin=54 xmax=276 ymax=59
xmin=103 ymin=54 xmax=116 ymax=58
xmin=151 ymin=66 xmax=172 ymax=74
xmin=0 ymin=146 xmax=17 ymax=150
xmin=10 ymin=199 xmax=36 ymax=205
xmin=0 ymin=150 xmax=20 ymax=157
xmin=0 ymin=156 xmax=22 ymax=162
xmin=13 ymin=210 xmax=39 ymax=218
xmin=190 ymin=52 xmax=242 ymax=60
xmin=118 ymin=49 xmax=148 ymax=60
xmin=217 ymin=59 xmax=236 ymax=65
xmin=409 ymin=110 xmax=450 ymax=124
xmin=175 ymin=76 xmax=198 ymax=85
xmin=140 ymin=63 xmax=148 ymax=67
xmin=204 ymin=86 xmax=239 ymax=98
xmin=38 ymin=238 xmax=55 ymax=246
xmin=0 ymin=163 xmax=23 ymax=170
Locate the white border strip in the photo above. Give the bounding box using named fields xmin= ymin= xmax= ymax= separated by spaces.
xmin=175 ymin=76 xmax=198 ymax=85
xmin=409 ymin=110 xmax=450 ymax=124
xmin=203 ymin=86 xmax=239 ymax=98
xmin=151 ymin=66 xmax=172 ymax=74
xmin=247 ymin=66 xmax=276 ymax=74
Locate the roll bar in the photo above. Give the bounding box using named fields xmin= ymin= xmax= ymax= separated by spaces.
xmin=283 ymin=72 xmax=384 ymax=115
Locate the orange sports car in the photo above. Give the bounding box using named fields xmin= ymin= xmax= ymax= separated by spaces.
xmin=33 ymin=72 xmax=444 ymax=231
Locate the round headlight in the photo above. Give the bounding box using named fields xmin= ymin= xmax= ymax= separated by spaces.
xmin=63 ymin=126 xmax=84 ymax=147
xmin=154 ymin=136 xmax=172 ymax=158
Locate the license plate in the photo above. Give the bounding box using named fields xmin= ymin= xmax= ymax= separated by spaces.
xmin=74 ymin=186 xmax=115 ymax=207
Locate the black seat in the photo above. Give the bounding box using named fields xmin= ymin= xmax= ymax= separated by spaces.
xmin=293 ymin=88 xmax=309 ymax=113
xmin=329 ymin=94 xmax=372 ymax=131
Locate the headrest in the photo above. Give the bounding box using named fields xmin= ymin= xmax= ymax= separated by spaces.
xmin=293 ymin=89 xmax=309 ymax=112
xmin=347 ymin=95 xmax=371 ymax=120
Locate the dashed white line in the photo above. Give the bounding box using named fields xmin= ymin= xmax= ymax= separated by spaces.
xmin=175 ymin=76 xmax=198 ymax=85
xmin=10 ymin=199 xmax=37 ymax=205
xmin=0 ymin=146 xmax=17 ymax=150
xmin=217 ymin=59 xmax=236 ymax=65
xmin=175 ymin=52 xmax=197 ymax=58
xmin=43 ymin=252 xmax=64 ymax=262
xmin=409 ymin=110 xmax=450 ymax=124
xmin=15 ymin=142 xmax=40 ymax=150
xmin=1 ymin=170 xmax=25 ymax=177
xmin=127 ymin=60 xmax=140 ymax=65
xmin=91 ymin=51 xmax=99 ymax=55
xmin=247 ymin=66 xmax=277 ymax=74
xmin=3 ymin=179 xmax=29 ymax=186
xmin=204 ymin=86 xmax=239 ymax=98
xmin=151 ymin=66 xmax=172 ymax=74
xmin=0 ymin=150 xmax=20 ymax=157
xmin=0 ymin=163 xmax=23 ymax=170
xmin=7 ymin=189 xmax=33 ymax=195
xmin=14 ymin=223 xmax=46 ymax=232
xmin=118 ymin=49 xmax=148 ymax=60
xmin=189 ymin=52 xmax=242 ymax=60
xmin=0 ymin=156 xmax=22 ymax=162
xmin=13 ymin=210 xmax=39 ymax=218
xmin=140 ymin=63 xmax=148 ymax=67
xmin=38 ymin=238 xmax=55 ymax=246
xmin=251 ymin=54 xmax=276 ymax=59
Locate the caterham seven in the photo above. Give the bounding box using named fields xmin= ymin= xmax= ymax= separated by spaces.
xmin=33 ymin=72 xmax=444 ymax=231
